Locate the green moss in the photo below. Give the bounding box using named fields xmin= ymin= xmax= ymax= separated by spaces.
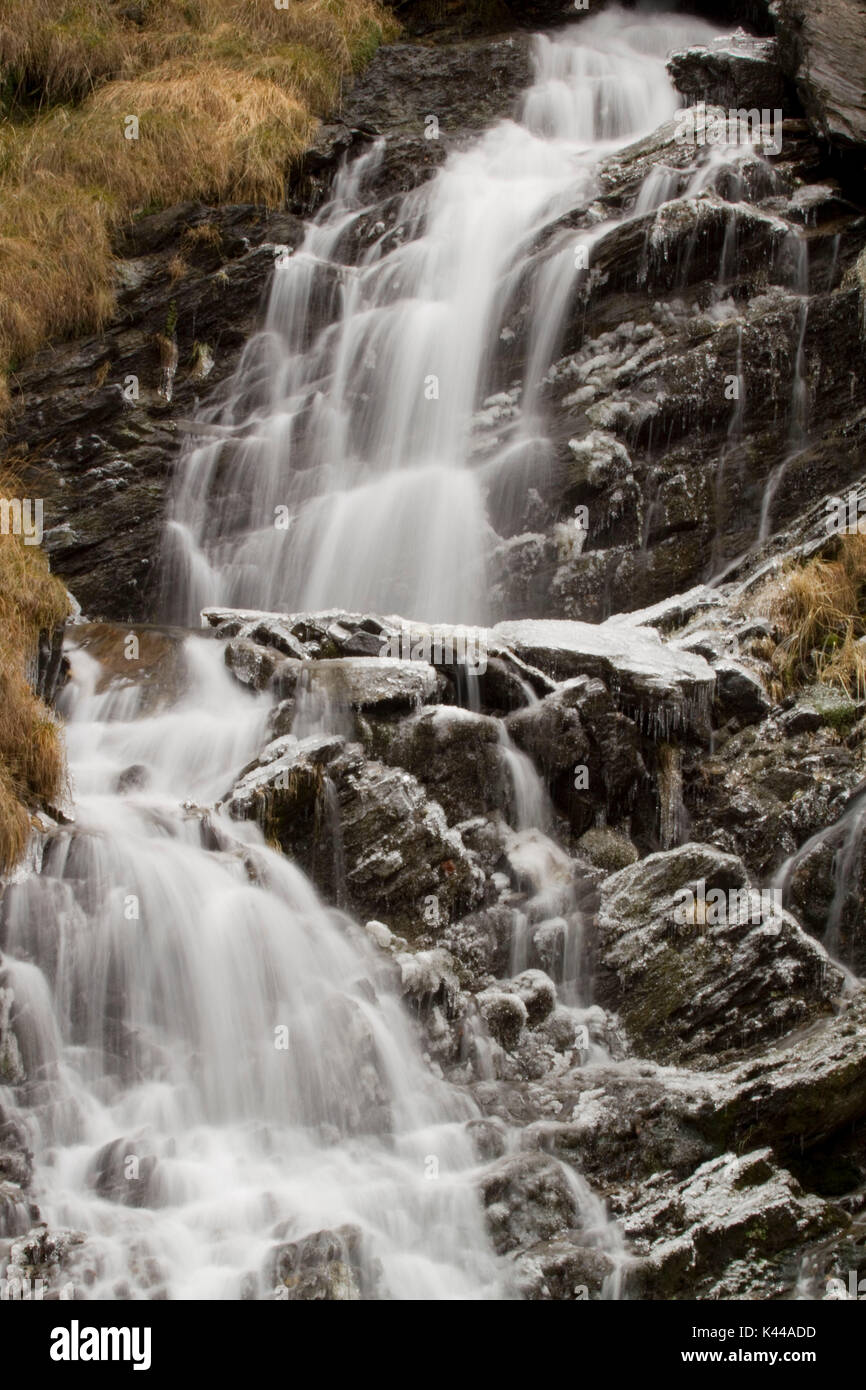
xmin=621 ymin=946 xmax=691 ymax=1045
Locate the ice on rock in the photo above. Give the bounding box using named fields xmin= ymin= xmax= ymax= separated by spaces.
xmin=494 ymin=617 xmax=715 ymax=737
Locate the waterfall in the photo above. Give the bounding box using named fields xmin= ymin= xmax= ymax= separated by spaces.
xmin=2 ymin=8 xmax=736 ymax=1301
xmin=162 ymin=7 xmax=721 ymax=627
xmin=758 ymin=236 xmax=811 ymax=542
xmin=1 ymin=636 xmax=506 ymax=1298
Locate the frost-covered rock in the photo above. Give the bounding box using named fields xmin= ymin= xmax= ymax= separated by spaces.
xmin=594 ymin=843 xmax=843 ymax=1062
xmin=299 ymin=658 xmax=444 ymax=715
xmin=506 ymin=969 xmax=557 ymax=1027
xmin=712 ymin=987 xmax=866 ymax=1154
xmin=478 ymin=1152 xmax=579 ymax=1255
xmin=667 ymin=33 xmax=785 ymax=110
xmin=224 ymin=637 xmax=280 ymax=691
xmin=365 ymin=705 xmax=508 ymax=822
xmin=6 ymin=1225 xmax=85 ymax=1298
xmin=476 ymin=989 xmax=528 ymax=1050
xmin=512 ymin=1239 xmax=618 ymax=1300
xmin=577 ymin=826 xmax=639 ymax=872
xmin=494 ymin=619 xmax=714 ymax=737
xmin=618 ymin=1148 xmax=844 ymax=1299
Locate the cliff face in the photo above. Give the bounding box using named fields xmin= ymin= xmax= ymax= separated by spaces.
xmin=2 ymin=0 xmax=866 ymax=1303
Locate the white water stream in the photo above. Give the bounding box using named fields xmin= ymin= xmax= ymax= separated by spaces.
xmin=163 ymin=6 xmax=722 ymax=625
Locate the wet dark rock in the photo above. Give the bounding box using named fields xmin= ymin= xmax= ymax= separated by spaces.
xmin=773 ymin=0 xmax=866 ymax=146
xmin=9 ymin=202 xmax=309 ymax=621
xmin=33 ymin=625 xmax=70 ymax=707
xmin=712 ymin=657 xmax=772 ymax=722
xmin=365 ymin=706 xmax=509 ymax=822
xmin=87 ymin=1138 xmax=159 ymax=1208
xmin=780 ymin=702 xmax=823 ymax=733
xmin=506 ymin=675 xmax=647 ymax=833
xmin=226 ymin=736 xmax=484 ymax=939
xmin=115 ymin=764 xmax=150 ymax=794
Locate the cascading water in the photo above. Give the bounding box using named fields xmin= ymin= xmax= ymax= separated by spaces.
xmin=2 ymin=9 xmax=742 ymax=1301
xmin=2 ymin=636 xmax=509 ymax=1298
xmin=162 ymin=7 xmax=722 ymax=626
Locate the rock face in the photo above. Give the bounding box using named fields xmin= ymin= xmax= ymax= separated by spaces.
xmin=226 ymin=732 xmax=485 ymax=939
xmin=772 ymin=0 xmax=866 ymax=145
xmin=620 ymin=1147 xmax=844 ymax=1299
xmin=10 ymin=3 xmax=866 ymax=629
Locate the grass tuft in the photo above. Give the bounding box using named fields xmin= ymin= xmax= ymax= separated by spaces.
xmin=758 ymin=533 xmax=866 ymax=700
xmin=0 ymin=468 xmax=69 ymax=871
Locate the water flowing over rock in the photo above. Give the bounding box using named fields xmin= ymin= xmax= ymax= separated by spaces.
xmin=4 ymin=0 xmax=866 ymax=1308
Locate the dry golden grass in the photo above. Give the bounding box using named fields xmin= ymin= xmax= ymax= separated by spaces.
xmin=0 ymin=0 xmax=397 ymax=411
xmin=0 ymin=469 xmax=69 ymax=871
xmin=758 ymin=532 xmax=866 ymax=699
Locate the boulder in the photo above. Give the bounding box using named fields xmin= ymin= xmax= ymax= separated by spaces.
xmin=712 ymin=988 xmax=866 ymax=1155
xmin=367 ymin=705 xmax=508 ymax=822
xmin=512 ymin=1240 xmax=618 ymax=1300
xmin=495 ymin=619 xmax=715 ymax=738
xmin=299 ymin=658 xmax=444 ymax=715
xmin=224 ymin=638 xmax=279 ymax=691
xmin=226 ymin=736 xmax=484 ymax=938
xmin=594 ymin=843 xmax=843 ymax=1062
xmin=476 ymin=989 xmax=528 ymax=1050
xmin=506 ymin=969 xmax=557 ymax=1027
xmin=667 ymin=32 xmax=786 ymax=109
xmin=266 ymin=1223 xmax=379 ymax=1300
xmin=712 ymin=658 xmax=772 ymax=723
xmin=620 ymin=1148 xmax=845 ymax=1299
xmin=478 ymin=1152 xmax=580 ymax=1255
